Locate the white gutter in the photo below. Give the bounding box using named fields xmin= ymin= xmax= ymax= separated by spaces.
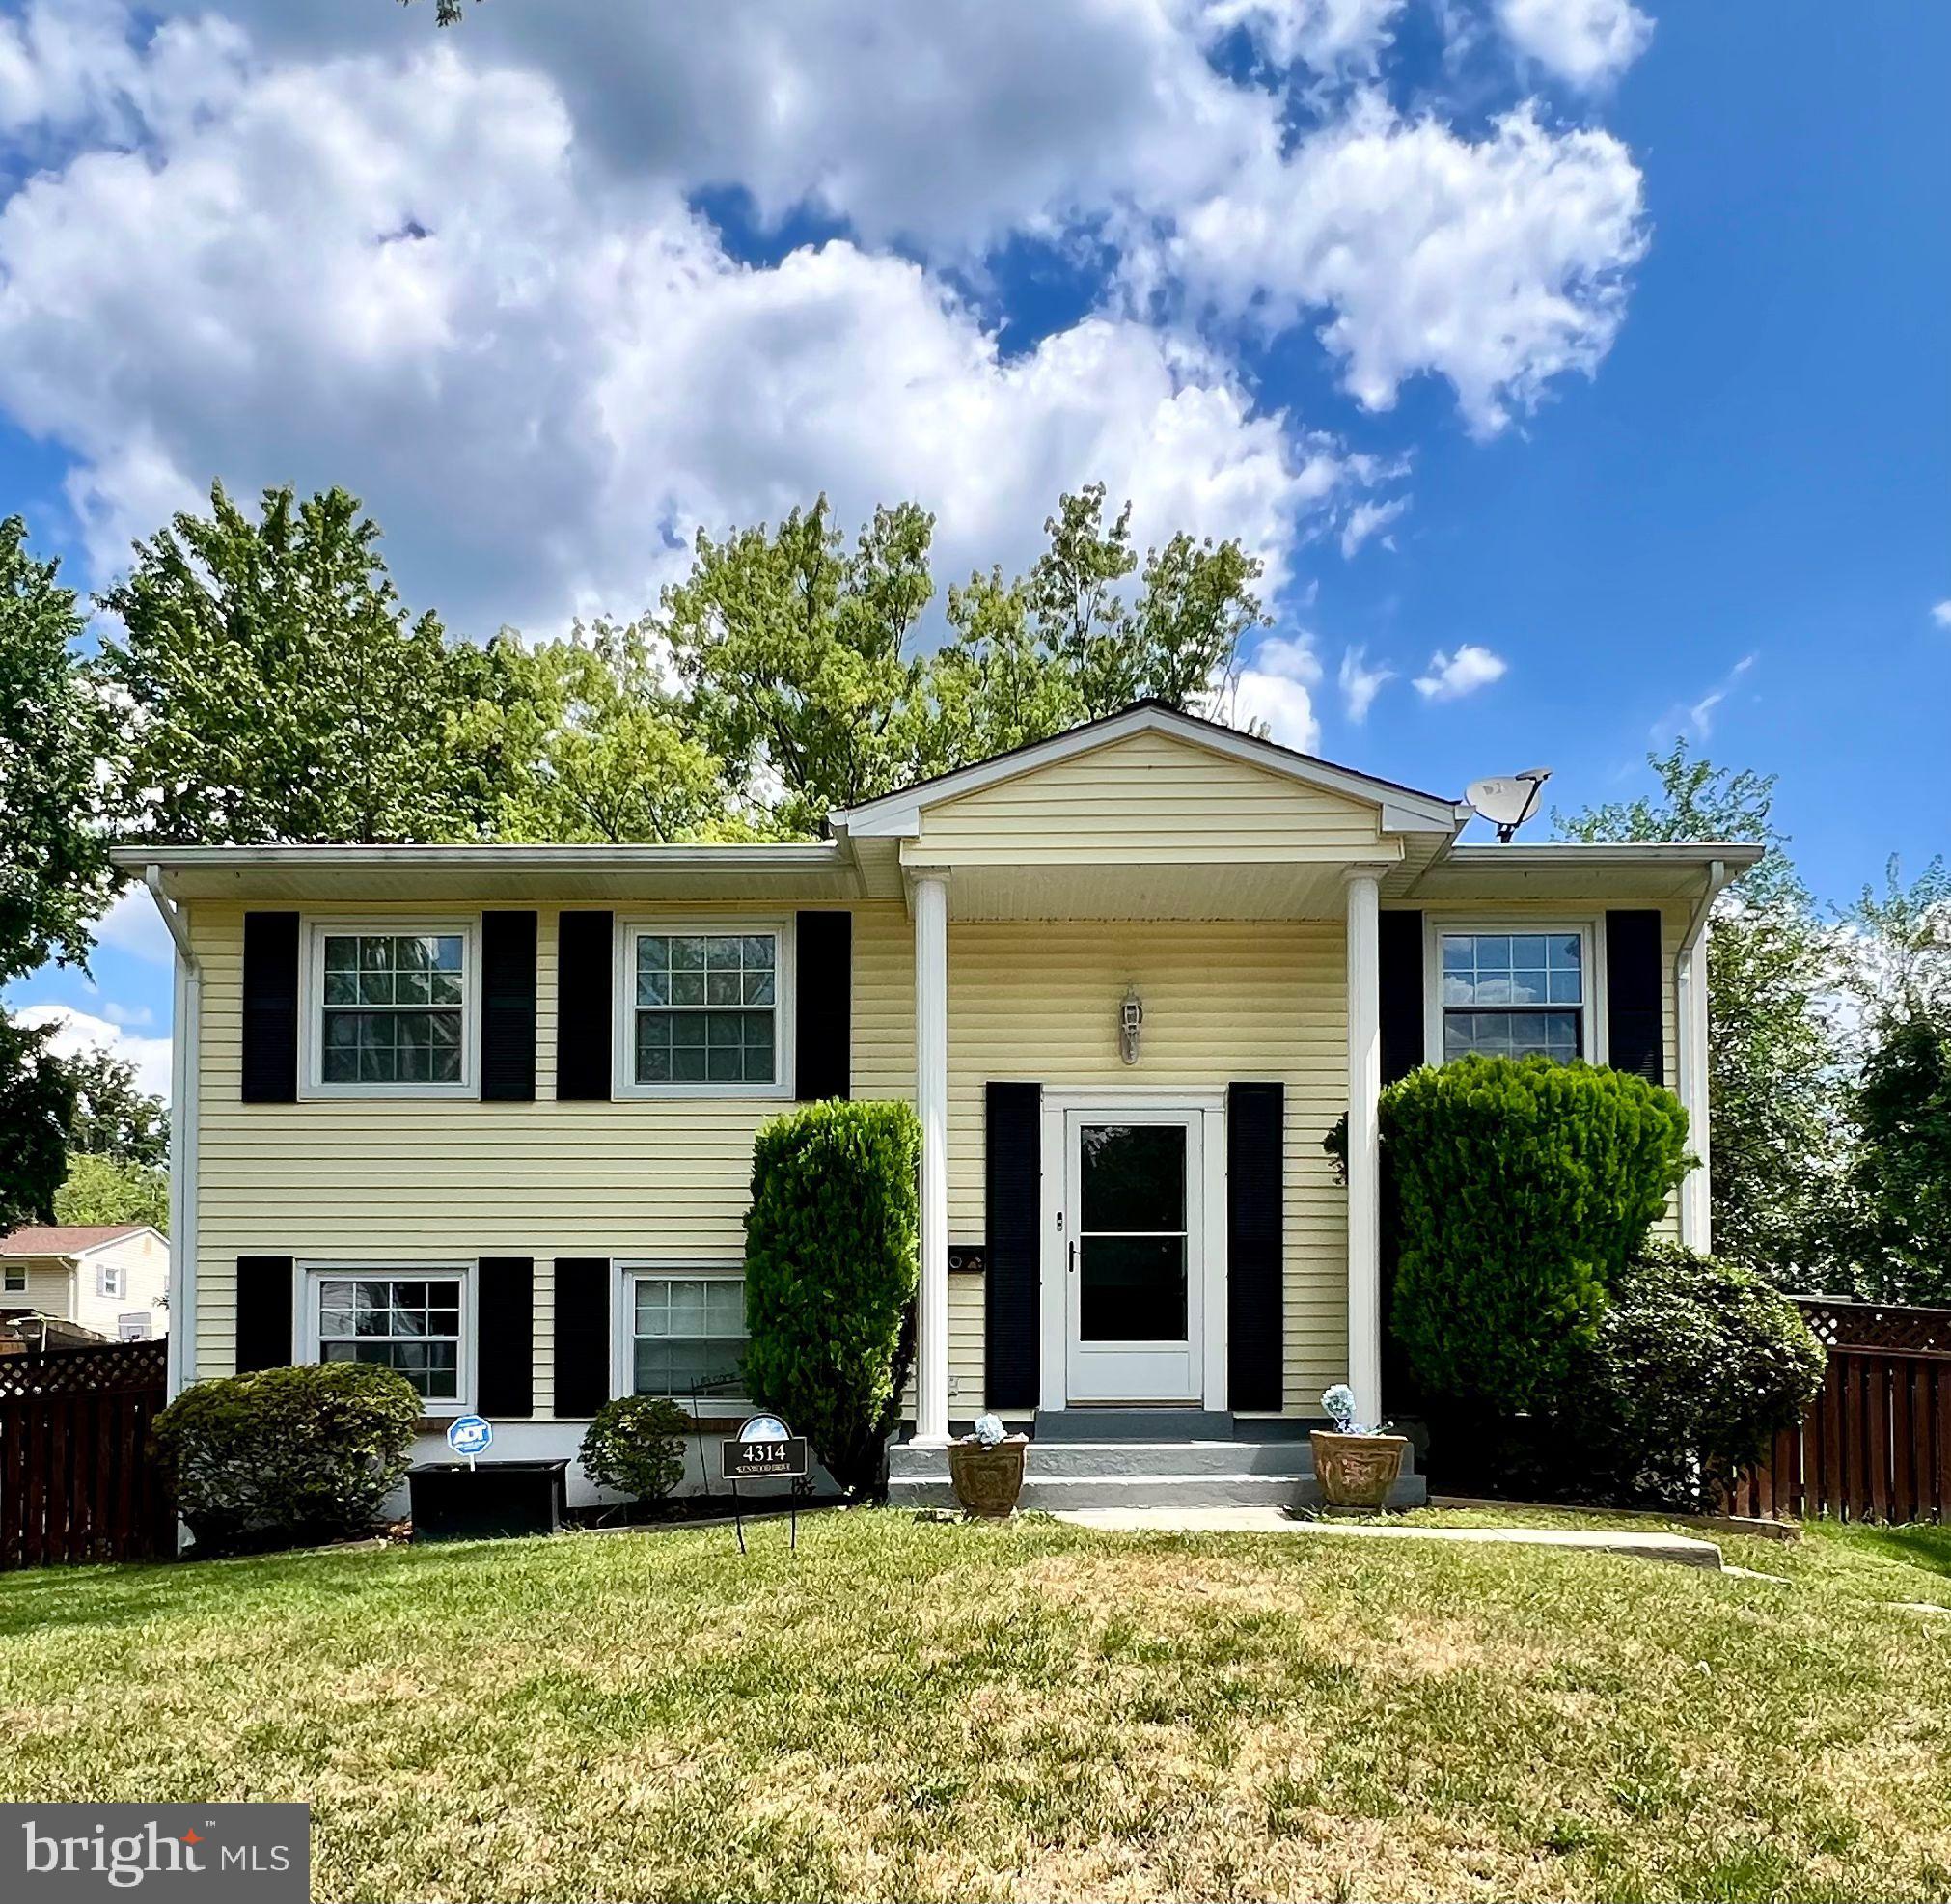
xmin=145 ymin=868 xmax=199 ymax=1402
xmin=1675 ymin=857 xmax=1729 ymax=1254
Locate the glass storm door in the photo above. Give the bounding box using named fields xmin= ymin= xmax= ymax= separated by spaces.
xmin=1063 ymin=1109 xmax=1203 ymax=1403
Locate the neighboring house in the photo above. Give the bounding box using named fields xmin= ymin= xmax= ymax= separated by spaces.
xmin=0 ymin=1225 xmax=170 ymax=1343
xmin=117 ymin=702 xmax=1759 ymax=1508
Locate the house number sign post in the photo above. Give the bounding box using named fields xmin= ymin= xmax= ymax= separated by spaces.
xmin=721 ymin=1413 xmax=810 ymax=1553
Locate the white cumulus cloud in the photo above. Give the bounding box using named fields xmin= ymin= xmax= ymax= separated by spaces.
xmin=1159 ymin=96 xmax=1647 ymax=436
xmin=1496 ymin=0 xmax=1655 ymax=90
xmin=1229 ymin=633 xmax=1324 ymax=752
xmin=0 ymin=16 xmax=1343 ymax=631
xmin=1932 ymin=600 xmax=1951 ymax=629
xmin=14 ymin=1003 xmax=172 ymax=1100
xmin=1415 ymin=643 xmax=1508 ymax=701
xmin=1337 ymin=643 xmax=1396 ymax=721
xmin=1339 ymin=495 xmax=1409 ymax=557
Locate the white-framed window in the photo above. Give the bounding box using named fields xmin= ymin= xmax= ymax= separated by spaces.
xmin=1427 ymin=920 xmax=1602 ymax=1066
xmin=615 ymin=1263 xmax=749 ymax=1405
xmin=301 ymin=918 xmax=480 ymax=1098
xmin=2 ymin=1265 xmax=25 ymax=1294
xmin=614 ymin=919 xmax=793 ymax=1098
xmin=299 ymin=1263 xmax=474 ymax=1415
xmin=98 ymin=1262 xmax=125 ymax=1300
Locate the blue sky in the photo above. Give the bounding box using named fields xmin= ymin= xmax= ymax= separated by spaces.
xmin=2 ymin=0 xmax=1945 ymax=1094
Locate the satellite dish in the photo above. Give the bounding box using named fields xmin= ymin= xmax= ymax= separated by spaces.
xmin=1467 ymin=768 xmax=1553 ymax=842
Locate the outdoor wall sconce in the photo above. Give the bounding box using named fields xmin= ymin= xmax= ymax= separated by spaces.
xmin=1119 ymin=986 xmax=1144 ymax=1065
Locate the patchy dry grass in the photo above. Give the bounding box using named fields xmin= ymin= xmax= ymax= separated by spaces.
xmin=3 ymin=1511 xmax=1950 ymax=1901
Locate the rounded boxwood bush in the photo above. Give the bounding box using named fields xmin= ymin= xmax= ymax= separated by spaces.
xmin=152 ymin=1362 xmax=421 ymax=1555
xmin=743 ymin=1098 xmax=921 ymax=1498
xmin=1565 ymin=1242 xmax=1826 ymax=1510
xmin=1385 ymin=1055 xmax=1692 ymax=1414
xmin=580 ymin=1395 xmax=689 ymax=1506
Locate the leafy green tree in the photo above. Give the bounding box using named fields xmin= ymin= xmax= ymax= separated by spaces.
xmin=1556 ymin=743 xmax=1843 ymax=1283
xmin=97 ymin=484 xmax=485 ymax=844
xmin=1 ymin=515 xmax=118 ymax=1232
xmin=1 ymin=516 xmax=119 ymax=977
xmin=463 ymin=621 xmax=752 ymax=844
xmin=61 ymin=1044 xmax=168 ymax=1166
xmin=0 ymin=1016 xmax=75 ymax=1232
xmin=53 ymin=1152 xmax=168 ymax=1230
xmin=1025 ymin=485 xmax=1267 ymax=719
xmin=664 ymin=499 xmax=936 ymax=835
xmin=1835 ymin=858 xmax=1951 ymax=1300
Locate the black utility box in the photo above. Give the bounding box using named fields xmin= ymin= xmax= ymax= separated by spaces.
xmin=408 ymin=1459 xmax=569 ymax=1541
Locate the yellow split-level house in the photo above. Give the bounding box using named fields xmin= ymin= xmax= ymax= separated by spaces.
xmin=118 ymin=703 xmax=1758 ymax=1511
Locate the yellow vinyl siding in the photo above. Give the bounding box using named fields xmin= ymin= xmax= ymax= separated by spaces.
xmin=944 ymin=920 xmax=1350 ymax=1413
xmin=187 ymin=899 xmax=915 ymax=1393
xmin=909 ymin=730 xmax=1393 ymax=866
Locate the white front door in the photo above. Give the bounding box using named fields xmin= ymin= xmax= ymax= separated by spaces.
xmin=1063 ymin=1107 xmax=1204 ymax=1403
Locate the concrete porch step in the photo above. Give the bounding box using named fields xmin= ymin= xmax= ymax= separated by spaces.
xmin=888 ymin=1436 xmax=1426 ymax=1512
xmin=890 ymin=1470 xmax=1427 ymax=1512
xmin=892 ymin=1438 xmax=1330 ymax=1479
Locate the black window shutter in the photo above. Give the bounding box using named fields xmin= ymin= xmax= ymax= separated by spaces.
xmin=235 ymin=1255 xmax=294 ymax=1373
xmin=794 ymin=910 xmax=853 ymax=1100
xmin=984 ymin=1083 xmax=1042 ymax=1410
xmin=553 ymin=1258 xmax=611 ymax=1418
xmin=555 ymin=912 xmax=614 ymax=1101
xmin=1605 ymin=909 xmax=1664 ymax=1083
xmin=1378 ymin=910 xmax=1425 ymax=1084
xmin=477 ymin=1257 xmax=535 ymax=1417
xmin=1227 ymin=1082 xmax=1283 ymax=1412
xmin=481 ymin=912 xmax=537 ymax=1102
xmin=241 ymin=912 xmax=300 ymax=1103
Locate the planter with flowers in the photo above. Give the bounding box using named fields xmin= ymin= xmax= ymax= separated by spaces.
xmin=948 ymin=1413 xmax=1029 ymax=1517
xmin=1310 ymin=1384 xmax=1410 ymax=1512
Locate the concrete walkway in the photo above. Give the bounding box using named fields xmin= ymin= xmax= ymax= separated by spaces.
xmin=1051 ymin=1505 xmax=1724 ymax=1569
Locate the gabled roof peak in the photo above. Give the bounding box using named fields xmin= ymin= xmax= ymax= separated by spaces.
xmin=833 ymin=699 xmax=1467 ymax=838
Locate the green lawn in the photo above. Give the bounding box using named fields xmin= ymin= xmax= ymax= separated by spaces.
xmin=5 ymin=1511 xmax=1951 ymax=1903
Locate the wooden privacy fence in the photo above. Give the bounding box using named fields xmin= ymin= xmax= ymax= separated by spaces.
xmin=1730 ymin=1299 xmax=1951 ymax=1524
xmin=0 ymin=1339 xmax=174 ymax=1567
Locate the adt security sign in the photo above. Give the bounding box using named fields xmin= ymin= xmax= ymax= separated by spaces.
xmin=446 ymin=1414 xmax=493 ymax=1463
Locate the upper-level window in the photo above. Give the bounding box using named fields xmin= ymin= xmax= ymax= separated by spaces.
xmin=1440 ymin=929 xmax=1587 ymax=1063
xmin=2 ymin=1265 xmax=25 ymax=1294
xmin=98 ymin=1262 xmax=125 ymax=1299
xmin=305 ymin=921 xmax=477 ymax=1097
xmin=618 ymin=922 xmax=791 ymax=1097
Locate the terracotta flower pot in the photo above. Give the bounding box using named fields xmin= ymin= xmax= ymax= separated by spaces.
xmin=1310 ymin=1430 xmax=1409 ymax=1511
xmin=948 ymin=1436 xmax=1028 ymax=1517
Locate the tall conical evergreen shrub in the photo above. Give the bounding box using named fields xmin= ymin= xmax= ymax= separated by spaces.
xmin=1384 ymin=1056 xmax=1691 ymax=1414
xmin=743 ymin=1099 xmax=921 ymax=1497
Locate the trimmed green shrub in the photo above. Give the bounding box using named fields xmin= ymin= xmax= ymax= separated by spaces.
xmin=1564 ymin=1243 xmax=1827 ymax=1510
xmin=1385 ymin=1056 xmax=1691 ymax=1414
xmin=580 ymin=1395 xmax=689 ymax=1506
xmin=152 ymin=1362 xmax=420 ymax=1555
xmin=743 ymin=1098 xmax=921 ymax=1498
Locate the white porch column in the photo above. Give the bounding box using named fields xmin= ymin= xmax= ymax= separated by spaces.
xmin=912 ymin=869 xmax=951 ymax=1445
xmin=1678 ymin=933 xmax=1714 ymax=1253
xmin=1344 ymin=868 xmax=1385 ymax=1426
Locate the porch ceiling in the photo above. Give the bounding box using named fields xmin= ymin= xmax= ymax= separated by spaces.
xmin=919 ymin=858 xmax=1415 ymax=922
